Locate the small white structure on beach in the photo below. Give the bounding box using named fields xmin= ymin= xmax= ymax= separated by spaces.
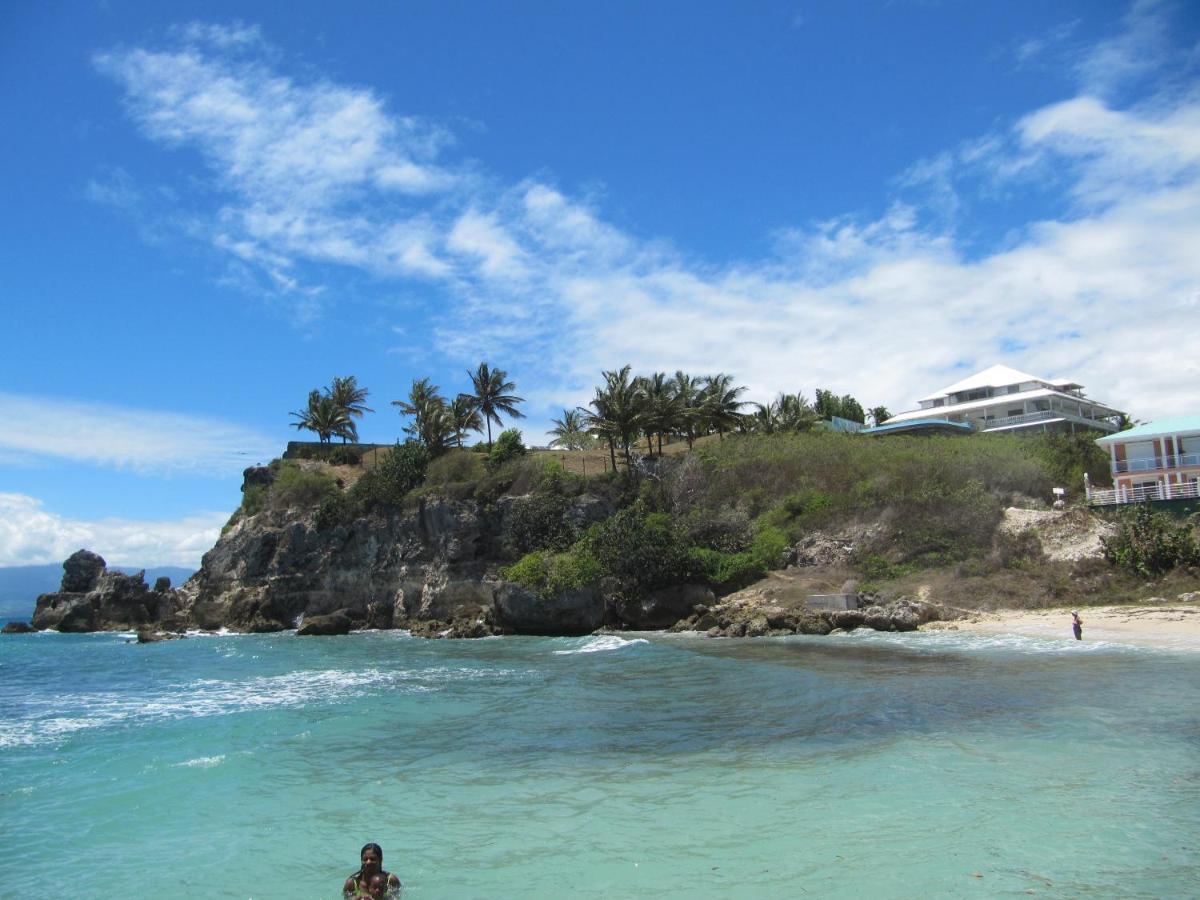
xmin=883 ymin=364 xmax=1124 ymax=435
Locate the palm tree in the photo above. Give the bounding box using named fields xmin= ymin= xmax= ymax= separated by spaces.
xmin=749 ymin=402 xmax=781 ymax=435
xmin=639 ymin=372 xmax=681 ymax=455
xmin=868 ymin=405 xmax=892 ymax=427
xmin=699 ymin=373 xmax=747 ymax=439
xmin=291 ymin=389 xmax=354 ymax=444
xmin=449 ymin=395 xmax=484 ymax=447
xmin=327 ymin=376 xmax=373 ymax=442
xmin=585 ymin=366 xmax=644 ymax=470
xmin=672 ymin=370 xmax=703 ymax=449
xmin=464 ymin=363 xmax=524 ymax=450
xmin=392 ymin=378 xmax=453 ymax=453
xmin=548 ymin=409 xmax=592 ymax=450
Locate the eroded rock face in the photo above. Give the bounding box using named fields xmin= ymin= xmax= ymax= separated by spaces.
xmin=33 ymin=555 xmax=159 ymax=632
xmin=296 ymin=611 xmax=352 ymax=636
xmin=495 ymin=582 xmax=604 ymax=635
xmin=611 ymin=584 xmax=717 ymax=630
xmin=61 ymin=549 xmax=106 ymax=593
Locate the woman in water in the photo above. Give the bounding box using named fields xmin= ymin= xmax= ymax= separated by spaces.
xmin=343 ymin=842 xmax=401 ymax=897
xmin=1071 ymin=610 xmax=1083 ymax=641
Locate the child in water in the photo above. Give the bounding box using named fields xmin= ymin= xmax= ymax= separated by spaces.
xmin=365 ymin=872 xmax=390 ymax=898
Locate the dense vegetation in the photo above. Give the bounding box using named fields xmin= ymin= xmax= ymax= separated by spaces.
xmin=268 ymin=364 xmax=1197 ymax=605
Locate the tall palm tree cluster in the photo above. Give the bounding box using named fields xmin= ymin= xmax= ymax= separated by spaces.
xmin=391 ymin=363 xmax=524 ymax=455
xmin=289 ymin=376 xmax=373 ymax=444
xmin=291 ymin=365 xmax=525 ymax=456
xmin=552 ymin=368 xmax=752 ymax=471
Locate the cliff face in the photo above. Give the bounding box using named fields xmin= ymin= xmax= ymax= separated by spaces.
xmin=181 ymin=496 xmax=508 ymax=634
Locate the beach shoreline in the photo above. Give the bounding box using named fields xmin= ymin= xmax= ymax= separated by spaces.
xmin=929 ymin=602 xmax=1200 ymax=651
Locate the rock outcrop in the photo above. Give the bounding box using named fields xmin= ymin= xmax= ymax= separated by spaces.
xmin=32 ymin=550 xmax=168 ymax=632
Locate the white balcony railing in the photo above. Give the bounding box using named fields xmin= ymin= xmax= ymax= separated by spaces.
xmin=979 ymin=409 xmax=1119 ymax=432
xmin=1087 ymin=480 xmax=1200 ymax=506
xmin=1113 ymin=452 xmax=1200 ymax=474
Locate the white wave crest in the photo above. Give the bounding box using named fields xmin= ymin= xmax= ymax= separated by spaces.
xmin=0 ymin=663 xmax=529 ymax=749
xmin=830 ymin=628 xmax=1150 ymax=656
xmin=172 ymin=754 xmax=225 ymax=768
xmin=553 ymin=635 xmax=648 ymax=655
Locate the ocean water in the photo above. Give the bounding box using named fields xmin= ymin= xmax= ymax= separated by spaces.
xmin=1 ymin=625 xmax=1198 ymax=898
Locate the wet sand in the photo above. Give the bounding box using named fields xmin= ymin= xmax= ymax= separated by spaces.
xmin=931 ymin=602 xmax=1200 ymax=651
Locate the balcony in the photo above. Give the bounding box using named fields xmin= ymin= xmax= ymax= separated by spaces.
xmin=1088 ymin=479 xmax=1200 ymax=506
xmin=1113 ymin=453 xmax=1200 ymax=474
xmin=978 ymin=409 xmax=1120 ymax=433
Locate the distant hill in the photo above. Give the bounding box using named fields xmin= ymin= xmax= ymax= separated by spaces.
xmin=0 ymin=564 xmax=195 ymax=620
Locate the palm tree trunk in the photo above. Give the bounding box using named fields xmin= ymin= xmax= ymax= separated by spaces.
xmin=607 ymin=438 xmax=617 ymax=472
xmin=486 ymin=418 xmax=493 ymax=450
xmin=646 ymin=433 xmax=653 ymax=454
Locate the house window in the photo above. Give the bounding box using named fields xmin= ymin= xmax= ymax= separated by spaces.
xmin=1007 ymin=408 xmax=1023 ymax=417
xmin=932 ymin=399 xmax=943 ymax=408
xmin=1008 ymin=385 xmax=1021 ymax=394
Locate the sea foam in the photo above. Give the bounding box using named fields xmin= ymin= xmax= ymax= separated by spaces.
xmin=553 ymin=634 xmax=649 ymax=655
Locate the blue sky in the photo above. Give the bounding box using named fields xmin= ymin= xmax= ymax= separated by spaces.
xmin=2 ymin=0 xmax=1198 ymax=567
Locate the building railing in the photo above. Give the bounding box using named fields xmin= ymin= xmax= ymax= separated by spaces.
xmin=1113 ymin=452 xmax=1200 ymax=474
xmin=979 ymin=409 xmax=1118 ymax=432
xmin=1087 ymin=480 xmax=1200 ymax=506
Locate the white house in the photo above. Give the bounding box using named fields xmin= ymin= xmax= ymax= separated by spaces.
xmin=883 ymin=364 xmax=1124 ymax=435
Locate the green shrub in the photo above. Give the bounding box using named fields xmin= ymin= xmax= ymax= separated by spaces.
xmin=749 ymin=524 xmax=789 ymax=568
xmin=487 ymin=428 xmax=527 ymax=471
xmin=1102 ymin=506 xmax=1200 ymax=577
xmin=269 ymin=462 xmax=340 ymax=511
xmin=585 ymin=503 xmax=698 ymax=601
xmin=424 ymin=449 xmax=486 ymax=486
xmin=503 ymin=546 xmax=602 ymax=600
xmin=241 ymin=482 xmax=269 ymax=517
xmin=313 ymin=492 xmax=353 ymax=531
xmin=326 ymin=446 xmax=362 ymax=466
xmin=689 ymin=547 xmax=765 ymax=590
xmin=350 ymin=441 xmax=429 ymax=510
xmin=502 ymin=492 xmax=575 ymax=557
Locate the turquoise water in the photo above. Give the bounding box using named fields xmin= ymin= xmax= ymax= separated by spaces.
xmin=2 ymin=626 xmax=1198 ymax=898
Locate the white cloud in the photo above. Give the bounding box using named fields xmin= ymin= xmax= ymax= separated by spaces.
xmin=1074 ymin=0 xmax=1176 ymax=99
xmin=0 ymin=392 xmax=275 ymax=476
xmin=95 ymin=10 xmax=1200 ymax=429
xmin=0 ymin=493 xmax=223 ymax=568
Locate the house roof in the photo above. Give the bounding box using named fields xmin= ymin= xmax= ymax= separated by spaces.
xmin=918 ymin=364 xmax=1057 ymax=403
xmin=1095 ymin=416 xmax=1200 ymax=445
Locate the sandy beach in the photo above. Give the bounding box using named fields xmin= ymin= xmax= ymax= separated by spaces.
xmin=935 ymin=601 xmax=1200 ymax=651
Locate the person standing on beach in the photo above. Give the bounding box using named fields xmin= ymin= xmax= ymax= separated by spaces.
xmin=1071 ymin=610 xmax=1083 ymax=641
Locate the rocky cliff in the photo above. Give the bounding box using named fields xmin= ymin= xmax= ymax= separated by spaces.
xmin=25 ymin=465 xmax=940 ymax=638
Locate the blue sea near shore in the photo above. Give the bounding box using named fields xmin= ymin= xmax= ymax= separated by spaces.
xmin=2 ymin=624 xmax=1198 ymax=898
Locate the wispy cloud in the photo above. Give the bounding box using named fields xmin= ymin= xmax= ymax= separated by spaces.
xmin=93 ymin=5 xmax=1200 ymax=425
xmin=0 ymin=392 xmax=275 ymax=475
xmin=0 ymin=493 xmax=223 ymax=568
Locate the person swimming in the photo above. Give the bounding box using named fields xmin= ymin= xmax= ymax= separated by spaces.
xmin=366 ymin=872 xmax=389 ymax=899
xmin=343 ymin=842 xmax=401 ymax=898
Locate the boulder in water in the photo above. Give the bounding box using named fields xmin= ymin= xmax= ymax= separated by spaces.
xmin=296 ymin=611 xmax=352 ymax=636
